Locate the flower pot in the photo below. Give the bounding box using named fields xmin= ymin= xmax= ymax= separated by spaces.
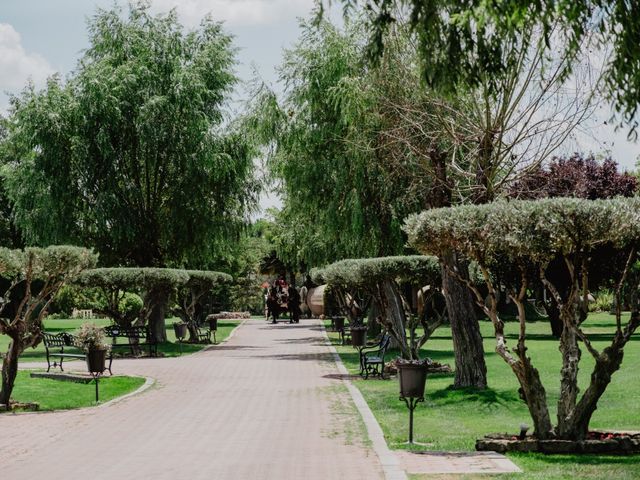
xmin=173 ymin=322 xmax=188 ymax=339
xmin=351 ymin=327 xmax=367 ymax=347
xmin=86 ymin=349 xmax=107 ymax=374
xmin=397 ymin=362 xmax=428 ymax=399
xmin=207 ymin=318 xmax=218 ymax=331
xmin=333 ymin=316 xmax=345 ymax=332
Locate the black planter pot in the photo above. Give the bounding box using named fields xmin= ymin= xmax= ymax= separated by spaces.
xmin=173 ymin=322 xmax=188 ymax=339
xmin=351 ymin=327 xmax=367 ymax=347
xmin=397 ymin=362 xmax=428 ymax=399
xmin=86 ymin=349 xmax=107 ymax=374
xmin=333 ymin=316 xmax=345 ymax=332
xmin=208 ymin=318 xmax=218 ymax=331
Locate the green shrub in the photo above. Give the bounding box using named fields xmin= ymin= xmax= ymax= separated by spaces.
xmin=590 ymin=289 xmax=614 ymax=312
xmin=119 ymin=292 xmax=143 ymax=319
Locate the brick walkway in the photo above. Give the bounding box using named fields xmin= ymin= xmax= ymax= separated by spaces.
xmin=0 ymin=319 xmax=384 ymax=480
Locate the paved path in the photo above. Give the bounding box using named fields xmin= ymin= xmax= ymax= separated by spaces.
xmin=0 ymin=319 xmax=384 ymax=480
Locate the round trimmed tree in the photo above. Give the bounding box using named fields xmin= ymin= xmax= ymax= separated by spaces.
xmin=406 ymin=197 xmax=640 ymax=440
xmin=314 ymin=255 xmax=444 ymax=360
xmin=0 ymin=246 xmax=97 ymax=407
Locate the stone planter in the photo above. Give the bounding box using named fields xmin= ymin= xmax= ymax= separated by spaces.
xmin=397 ymin=361 xmax=428 ymax=399
xmin=350 ymin=326 xmax=367 ymax=347
xmin=86 ymin=348 xmax=107 ymax=374
xmin=173 ymin=322 xmax=188 ymax=339
xmin=476 ymin=431 xmax=640 ymax=455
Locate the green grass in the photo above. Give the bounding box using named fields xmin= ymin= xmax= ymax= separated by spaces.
xmin=0 ymin=316 xmax=242 ymax=363
xmin=329 ymin=313 xmax=640 ymax=479
xmin=7 ymin=370 xmax=146 ymax=411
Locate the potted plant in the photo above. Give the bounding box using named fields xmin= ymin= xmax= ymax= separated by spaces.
xmin=75 ymin=322 xmax=111 ymax=374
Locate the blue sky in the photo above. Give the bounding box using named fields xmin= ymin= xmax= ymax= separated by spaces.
xmin=1 ymin=0 xmax=638 ymax=188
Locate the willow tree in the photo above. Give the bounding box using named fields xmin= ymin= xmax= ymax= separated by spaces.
xmin=326 ymin=0 xmax=640 ymax=133
xmin=0 ymin=246 xmax=96 ymax=407
xmin=406 ymin=198 xmax=640 ymax=440
xmin=1 ymin=2 xmax=257 ymax=267
xmin=248 ymin=19 xmax=405 ymax=267
xmin=314 ymin=256 xmax=445 ymax=360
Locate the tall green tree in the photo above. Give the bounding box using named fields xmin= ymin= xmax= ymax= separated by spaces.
xmin=249 ymin=20 xmax=406 ymax=267
xmin=1 ymin=2 xmax=258 ymax=267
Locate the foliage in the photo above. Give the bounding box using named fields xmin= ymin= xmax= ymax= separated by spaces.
xmin=119 ymin=292 xmax=143 ymax=320
xmin=326 ymin=0 xmax=640 ymax=133
xmin=406 ymin=197 xmax=640 ymax=440
xmin=51 ymin=285 xmax=106 ymax=317
xmin=1 ymin=2 xmax=258 ymax=267
xmin=0 ymin=245 xmax=97 ymax=407
xmin=313 ymin=255 xmax=441 ymax=288
xmin=589 ymin=290 xmax=615 ymax=313
xmin=510 ymin=155 xmax=637 ymax=200
xmin=74 ymin=322 xmax=111 ymax=353
xmin=248 ymin=19 xmax=406 ymax=267
xmin=314 ymin=255 xmax=446 ymax=360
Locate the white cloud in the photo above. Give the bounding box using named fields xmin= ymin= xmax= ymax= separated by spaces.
xmin=0 ymin=23 xmax=54 ymax=112
xmin=150 ymin=0 xmax=315 ymax=27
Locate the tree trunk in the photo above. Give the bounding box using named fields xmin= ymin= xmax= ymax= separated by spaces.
xmin=144 ymin=289 xmax=168 ymax=343
xmin=0 ymin=336 xmax=22 ymax=408
xmin=380 ymin=280 xmax=410 ymax=359
xmin=441 ymin=252 xmax=488 ymax=389
xmin=367 ymin=301 xmax=382 ymax=339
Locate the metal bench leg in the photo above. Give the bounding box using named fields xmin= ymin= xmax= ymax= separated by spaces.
xmin=59 ymin=356 xmax=64 ymax=372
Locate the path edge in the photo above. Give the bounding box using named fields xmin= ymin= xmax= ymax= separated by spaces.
xmin=320 ymin=321 xmax=408 ymax=480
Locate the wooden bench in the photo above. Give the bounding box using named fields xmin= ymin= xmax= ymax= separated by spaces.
xmin=189 ymin=322 xmax=212 ymax=343
xmin=43 ymin=332 xmax=86 ymax=372
xmin=103 ymin=325 xmax=157 ymax=374
xmin=360 ymin=334 xmax=391 ymax=379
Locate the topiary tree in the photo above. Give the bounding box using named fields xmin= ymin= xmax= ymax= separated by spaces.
xmin=0 ymin=245 xmax=96 ymax=408
xmin=172 ymin=270 xmax=232 ymax=342
xmin=77 ymin=268 xmax=189 ymax=342
xmin=313 ymin=256 xmax=444 ymax=360
xmin=406 ymin=198 xmax=640 ymax=440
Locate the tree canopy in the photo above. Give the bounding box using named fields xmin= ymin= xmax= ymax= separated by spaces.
xmin=326 ymin=0 xmax=640 ymax=133
xmin=1 ymin=2 xmax=258 ymax=267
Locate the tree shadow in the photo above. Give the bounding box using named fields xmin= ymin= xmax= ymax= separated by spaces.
xmin=428 ymin=386 xmax=520 ymax=408
xmin=255 ymin=352 xmax=336 ymax=363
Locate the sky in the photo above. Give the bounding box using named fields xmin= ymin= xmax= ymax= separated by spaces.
xmin=1 ymin=0 xmax=639 ymax=213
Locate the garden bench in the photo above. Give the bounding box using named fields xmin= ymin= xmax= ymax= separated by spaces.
xmin=189 ymin=322 xmax=212 ymax=343
xmin=103 ymin=325 xmax=157 ymax=374
xmin=360 ymin=333 xmax=391 ymax=379
xmin=43 ymin=332 xmax=86 ymax=372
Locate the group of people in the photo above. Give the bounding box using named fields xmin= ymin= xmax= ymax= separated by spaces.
xmin=265 ymin=275 xmax=301 ymax=324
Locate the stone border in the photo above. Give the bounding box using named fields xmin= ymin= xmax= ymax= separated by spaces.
xmin=320 ymin=322 xmax=408 ymax=480
xmin=96 ymin=375 xmax=155 ymax=409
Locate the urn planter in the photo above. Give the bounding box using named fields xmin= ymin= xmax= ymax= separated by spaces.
xmin=173 ymin=322 xmax=188 ymax=340
xmin=397 ymin=361 xmax=428 ymax=399
xmin=86 ymin=348 xmax=107 ymax=374
xmin=350 ymin=326 xmax=367 ymax=347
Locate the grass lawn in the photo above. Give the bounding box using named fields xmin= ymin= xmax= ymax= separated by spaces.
xmin=6 ymin=370 xmax=146 ymax=411
xmin=0 ymin=316 xmax=242 ymax=363
xmin=329 ymin=313 xmax=640 ymax=479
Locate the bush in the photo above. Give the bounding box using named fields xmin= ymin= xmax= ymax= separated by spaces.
xmin=119 ymin=292 xmax=143 ymax=320
xmin=590 ymin=289 xmax=614 ymax=312
xmin=51 ymin=285 xmax=106 ymax=317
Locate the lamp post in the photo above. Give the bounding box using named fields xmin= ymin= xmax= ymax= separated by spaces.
xmin=397 ymin=360 xmax=428 ymax=444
